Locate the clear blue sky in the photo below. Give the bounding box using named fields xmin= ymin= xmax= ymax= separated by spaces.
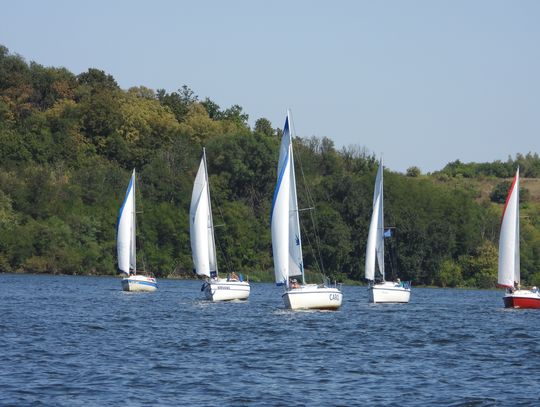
xmin=2 ymin=0 xmax=539 ymax=172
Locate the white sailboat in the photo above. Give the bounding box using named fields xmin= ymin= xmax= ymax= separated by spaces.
xmin=365 ymin=159 xmax=410 ymax=303
xmin=271 ymin=111 xmax=343 ymax=310
xmin=190 ymin=148 xmax=250 ymax=301
xmin=117 ymin=169 xmax=157 ymax=292
xmin=498 ymin=168 xmax=540 ymax=308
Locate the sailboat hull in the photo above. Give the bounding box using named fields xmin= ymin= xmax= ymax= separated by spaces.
xmin=369 ymin=281 xmax=410 ymax=303
xmin=282 ymin=285 xmax=342 ymax=310
xmin=121 ymin=275 xmax=157 ymax=292
xmin=203 ymin=279 xmax=250 ymax=301
xmin=503 ymin=290 xmax=540 ymax=309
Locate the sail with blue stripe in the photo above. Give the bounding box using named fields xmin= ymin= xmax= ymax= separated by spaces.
xmin=271 ymin=111 xmax=303 ymax=286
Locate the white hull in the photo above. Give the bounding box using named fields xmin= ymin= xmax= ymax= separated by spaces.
xmin=203 ymin=278 xmax=250 ymax=301
xmin=121 ymin=275 xmax=157 ymax=292
xmin=369 ymin=281 xmax=410 ymax=303
xmin=282 ymin=284 xmax=342 ymax=310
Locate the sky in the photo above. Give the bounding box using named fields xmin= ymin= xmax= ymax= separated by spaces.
xmin=2 ymin=0 xmax=540 ymax=173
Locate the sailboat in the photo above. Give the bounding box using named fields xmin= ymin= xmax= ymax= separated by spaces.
xmin=190 ymin=148 xmax=250 ymax=301
xmin=117 ymin=169 xmax=157 ymax=292
xmin=365 ymin=159 xmax=410 ymax=303
xmin=271 ymin=111 xmax=343 ymax=310
xmin=498 ymin=168 xmax=540 ymax=308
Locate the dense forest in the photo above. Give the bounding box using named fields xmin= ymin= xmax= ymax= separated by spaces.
xmin=1 ymin=45 xmax=540 ymax=287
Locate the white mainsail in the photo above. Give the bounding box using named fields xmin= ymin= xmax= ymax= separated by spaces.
xmin=190 ymin=149 xmax=218 ymax=278
xmin=365 ymin=159 xmax=385 ymax=281
xmin=498 ymin=168 xmax=520 ymax=288
xmin=271 ymin=112 xmax=303 ymax=285
xmin=117 ymin=169 xmax=136 ymax=274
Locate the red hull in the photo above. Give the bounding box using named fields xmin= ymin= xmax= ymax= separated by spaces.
xmin=504 ymin=296 xmax=540 ymax=309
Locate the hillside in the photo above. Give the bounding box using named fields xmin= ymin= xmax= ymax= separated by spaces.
xmin=1 ymin=44 xmax=540 ymax=288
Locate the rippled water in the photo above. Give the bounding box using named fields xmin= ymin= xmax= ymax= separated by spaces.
xmin=1 ymin=274 xmax=539 ymax=406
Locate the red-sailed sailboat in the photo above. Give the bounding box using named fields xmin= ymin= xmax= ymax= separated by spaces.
xmin=498 ymin=168 xmax=540 ymax=308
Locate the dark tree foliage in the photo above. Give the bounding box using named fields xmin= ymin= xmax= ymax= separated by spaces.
xmin=1 ymin=44 xmax=540 ymax=287
xmin=436 ymin=153 xmax=540 ymax=178
xmin=490 ymin=181 xmax=530 ymax=204
xmin=156 ymin=85 xmax=198 ymax=122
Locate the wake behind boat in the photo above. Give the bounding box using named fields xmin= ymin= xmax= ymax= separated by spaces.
xmin=498 ymin=168 xmax=540 ymax=309
xmin=365 ymin=159 xmax=410 ymax=303
xmin=271 ymin=111 xmax=342 ymax=310
xmin=116 ymin=169 xmax=157 ymax=292
xmin=190 ymin=149 xmax=250 ymax=301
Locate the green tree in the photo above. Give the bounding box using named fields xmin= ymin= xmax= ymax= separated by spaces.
xmin=406 ymin=166 xmax=421 ymax=177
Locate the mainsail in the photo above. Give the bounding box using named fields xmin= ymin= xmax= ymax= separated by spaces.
xmin=365 ymin=159 xmax=384 ymax=281
xmin=271 ymin=112 xmax=303 ymax=285
xmin=190 ymin=149 xmax=218 ymax=278
xmin=498 ymin=168 xmax=520 ymax=288
xmin=117 ymin=169 xmax=136 ymax=274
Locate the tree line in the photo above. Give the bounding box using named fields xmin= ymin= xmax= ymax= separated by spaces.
xmin=1 ymin=44 xmax=540 ymax=287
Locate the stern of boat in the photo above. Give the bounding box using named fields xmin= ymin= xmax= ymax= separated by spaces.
xmin=503 ymin=290 xmax=540 ymax=309
xmin=121 ymin=275 xmax=157 ymax=292
xmin=368 ymin=281 xmax=410 ymax=303
xmin=203 ymin=279 xmax=250 ymax=301
xmin=283 ymin=284 xmax=342 ymax=310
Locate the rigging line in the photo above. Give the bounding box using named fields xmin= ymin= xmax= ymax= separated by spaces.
xmin=214 ymin=232 xmax=232 ymax=274
xmin=134 ymin=170 xmax=148 ymax=273
xmin=293 ymin=134 xmax=327 ymax=277
xmin=298 ymin=215 xmax=323 ymax=278
xmin=207 ymin=172 xmax=233 ymax=274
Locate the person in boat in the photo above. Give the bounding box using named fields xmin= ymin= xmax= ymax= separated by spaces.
xmin=514 ymin=281 xmax=520 ymax=291
xmin=290 ymin=278 xmax=301 ymax=289
xmin=228 ymin=271 xmax=239 ymax=281
xmin=396 ymin=278 xmax=402 ymax=287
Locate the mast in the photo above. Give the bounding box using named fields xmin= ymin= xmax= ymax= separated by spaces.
xmin=378 ymin=158 xmax=385 ymax=281
xmin=203 ymin=148 xmax=219 ymax=277
xmin=131 ymin=169 xmax=137 ymax=274
xmin=287 ymin=111 xmax=305 ymax=285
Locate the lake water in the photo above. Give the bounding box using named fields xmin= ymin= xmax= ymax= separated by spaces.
xmin=1 ymin=274 xmax=539 ymax=406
